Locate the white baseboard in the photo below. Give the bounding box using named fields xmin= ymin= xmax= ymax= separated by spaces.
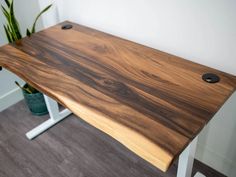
xmin=0 ymin=88 xmax=23 ymax=112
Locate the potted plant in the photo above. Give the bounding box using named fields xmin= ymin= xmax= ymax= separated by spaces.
xmin=1 ymin=0 xmax=52 ymax=116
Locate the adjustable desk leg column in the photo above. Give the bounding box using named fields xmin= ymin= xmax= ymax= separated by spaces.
xmin=26 ymin=94 xmax=72 ymax=140
xmin=177 ymin=136 xmax=206 ymax=177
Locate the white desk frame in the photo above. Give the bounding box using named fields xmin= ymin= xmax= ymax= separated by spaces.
xmin=26 ymin=94 xmax=72 ymax=139
xmin=26 ymin=94 xmax=206 ymax=177
xmin=177 ymin=136 xmax=205 ymax=177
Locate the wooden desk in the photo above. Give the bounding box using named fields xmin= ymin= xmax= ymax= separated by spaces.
xmin=0 ymin=21 xmax=235 ymax=175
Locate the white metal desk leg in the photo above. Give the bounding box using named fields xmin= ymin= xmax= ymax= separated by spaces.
xmin=26 ymin=94 xmax=72 ymax=140
xmin=177 ymin=136 xmax=206 ymax=177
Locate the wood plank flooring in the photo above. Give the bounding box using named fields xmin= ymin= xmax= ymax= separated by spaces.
xmin=0 ymin=101 xmax=226 ymax=177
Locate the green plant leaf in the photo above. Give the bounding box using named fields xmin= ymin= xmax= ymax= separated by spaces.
xmin=26 ymin=28 xmax=31 ymax=37
xmin=1 ymin=5 xmax=10 ymax=19
xmin=1 ymin=0 xmax=23 ymax=43
xmin=6 ymin=24 xmax=14 ymax=39
xmin=9 ymin=0 xmax=22 ymax=39
xmin=31 ymin=4 xmax=52 ymax=33
xmin=15 ymin=81 xmax=33 ymax=94
xmin=4 ymin=0 xmax=10 ymax=7
xmin=27 ymin=84 xmax=38 ymax=93
xmin=3 ymin=25 xmax=13 ymax=43
xmin=1 ymin=7 xmax=12 ymax=41
xmin=2 ymin=0 xmax=18 ymax=42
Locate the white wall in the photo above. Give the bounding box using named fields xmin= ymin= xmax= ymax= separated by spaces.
xmin=62 ymin=0 xmax=236 ymax=176
xmin=37 ymin=0 xmax=64 ymax=28
xmin=0 ymin=0 xmax=44 ymax=111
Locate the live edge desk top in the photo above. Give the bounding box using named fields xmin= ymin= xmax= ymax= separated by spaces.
xmin=0 ymin=21 xmax=236 ymax=172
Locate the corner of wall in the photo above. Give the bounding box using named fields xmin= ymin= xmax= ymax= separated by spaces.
xmin=196 ymin=143 xmax=236 ymax=177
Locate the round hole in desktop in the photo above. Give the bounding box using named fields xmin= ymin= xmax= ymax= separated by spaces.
xmin=202 ymin=73 xmax=220 ymax=83
xmin=61 ymin=24 xmax=73 ymax=30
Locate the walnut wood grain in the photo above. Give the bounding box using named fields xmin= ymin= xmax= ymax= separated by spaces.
xmin=0 ymin=21 xmax=235 ymax=172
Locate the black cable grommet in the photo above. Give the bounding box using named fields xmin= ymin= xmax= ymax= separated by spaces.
xmin=61 ymin=24 xmax=73 ymax=30
xmin=202 ymin=73 xmax=220 ymax=83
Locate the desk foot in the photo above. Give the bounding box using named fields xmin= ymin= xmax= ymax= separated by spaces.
xmin=26 ymin=94 xmax=72 ymax=140
xmin=194 ymin=172 xmax=206 ymax=177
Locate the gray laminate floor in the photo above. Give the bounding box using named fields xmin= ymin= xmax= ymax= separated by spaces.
xmin=0 ymin=101 xmax=226 ymax=177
